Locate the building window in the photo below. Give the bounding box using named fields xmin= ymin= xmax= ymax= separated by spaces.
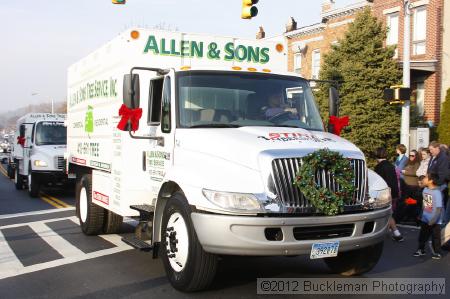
xmin=413 ymin=6 xmax=427 ymax=55
xmin=415 ymin=82 xmax=425 ymax=116
xmin=294 ymin=53 xmax=302 ymax=73
xmin=312 ymin=49 xmax=321 ymax=79
xmin=386 ymin=12 xmax=399 ymax=57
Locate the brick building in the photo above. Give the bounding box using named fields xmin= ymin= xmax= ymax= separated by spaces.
xmin=372 ymin=0 xmax=444 ymax=125
xmin=284 ymin=1 xmax=371 ymax=79
xmin=282 ymin=0 xmax=446 ymax=125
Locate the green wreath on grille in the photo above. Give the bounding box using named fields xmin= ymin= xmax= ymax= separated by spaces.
xmin=293 ymin=148 xmax=355 ymax=216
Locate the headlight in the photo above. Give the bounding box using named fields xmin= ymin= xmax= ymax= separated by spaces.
xmin=34 ymin=160 xmax=48 ymax=167
xmin=368 ymin=188 xmax=392 ymax=209
xmin=202 ymin=189 xmax=263 ymax=212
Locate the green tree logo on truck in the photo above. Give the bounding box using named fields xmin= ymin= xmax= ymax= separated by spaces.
xmin=85 ymin=105 xmax=94 ymax=133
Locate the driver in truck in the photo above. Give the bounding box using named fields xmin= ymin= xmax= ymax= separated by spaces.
xmin=264 ymin=93 xmax=285 ymax=119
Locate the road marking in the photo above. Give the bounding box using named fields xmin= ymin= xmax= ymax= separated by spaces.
xmin=40 ymin=195 xmax=65 ymax=209
xmin=0 ymin=230 xmax=23 ymax=276
xmin=0 ymin=207 xmax=75 ymax=220
xmin=41 ymin=192 xmax=72 ymax=208
xmin=0 ymin=216 xmax=133 ymax=280
xmin=29 ymin=221 xmax=85 ymax=258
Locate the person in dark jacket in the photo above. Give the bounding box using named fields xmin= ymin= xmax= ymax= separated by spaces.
xmin=374 ymin=147 xmax=403 ymax=241
xmin=428 ymin=141 xmax=449 ymax=225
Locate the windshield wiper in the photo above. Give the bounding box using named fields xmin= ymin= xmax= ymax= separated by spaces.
xmin=188 ymin=124 xmax=241 ymax=128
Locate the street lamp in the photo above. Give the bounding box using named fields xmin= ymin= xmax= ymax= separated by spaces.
xmin=401 ymin=0 xmax=412 ymax=150
xmin=31 ymin=93 xmax=54 ymax=113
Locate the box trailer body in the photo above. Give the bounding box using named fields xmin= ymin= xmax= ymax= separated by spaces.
xmin=67 ymin=29 xmax=391 ymax=291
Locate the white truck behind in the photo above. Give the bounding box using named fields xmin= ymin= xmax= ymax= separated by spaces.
xmin=10 ymin=113 xmax=71 ymax=197
xmin=67 ymin=29 xmax=391 ymax=292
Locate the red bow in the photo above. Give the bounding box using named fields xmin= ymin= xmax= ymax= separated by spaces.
xmin=17 ymin=136 xmax=25 ymax=147
xmin=329 ymin=115 xmax=349 ymax=136
xmin=117 ymin=104 xmax=142 ymax=132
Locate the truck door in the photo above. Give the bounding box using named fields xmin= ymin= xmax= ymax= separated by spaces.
xmin=146 ymin=70 xmax=175 ymax=204
xmin=18 ymin=123 xmax=34 ymax=176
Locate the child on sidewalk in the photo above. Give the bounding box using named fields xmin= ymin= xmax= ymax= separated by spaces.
xmin=413 ymin=172 xmax=444 ymax=259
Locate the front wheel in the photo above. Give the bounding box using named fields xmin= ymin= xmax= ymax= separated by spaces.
xmin=7 ymin=163 xmax=14 ymax=179
xmin=76 ymin=174 xmax=104 ymax=235
xmin=28 ymin=171 xmax=40 ymax=198
xmin=14 ymin=166 xmax=23 ymax=190
xmin=160 ymin=192 xmax=218 ymax=292
xmin=324 ymin=241 xmax=384 ymax=276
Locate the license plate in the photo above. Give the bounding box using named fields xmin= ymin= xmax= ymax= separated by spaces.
xmin=310 ymin=241 xmax=339 ymax=259
xmin=68 ymin=173 xmax=76 ymax=179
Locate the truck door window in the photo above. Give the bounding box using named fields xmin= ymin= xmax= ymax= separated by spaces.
xmin=148 ymin=77 xmax=164 ymax=125
xmin=161 ymin=77 xmax=171 ymax=133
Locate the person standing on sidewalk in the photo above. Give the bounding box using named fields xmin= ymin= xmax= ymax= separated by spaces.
xmin=416 ymin=148 xmax=431 ymax=178
xmin=413 ymin=172 xmax=443 ymax=259
xmin=428 ymin=141 xmax=449 ymax=225
xmin=374 ymin=147 xmax=404 ymax=242
xmin=395 ymin=144 xmax=408 ymax=177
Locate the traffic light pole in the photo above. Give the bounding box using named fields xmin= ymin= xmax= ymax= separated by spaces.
xmin=401 ymin=0 xmax=411 ymax=150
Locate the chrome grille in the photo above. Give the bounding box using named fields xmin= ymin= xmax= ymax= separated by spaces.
xmin=55 ymin=156 xmax=65 ymax=170
xmin=271 ymin=158 xmax=367 ymax=212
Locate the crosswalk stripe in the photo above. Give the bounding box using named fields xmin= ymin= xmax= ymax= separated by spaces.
xmin=0 ymin=207 xmax=75 ymax=220
xmin=0 ymin=230 xmax=23 ymax=276
xmin=29 ymin=222 xmax=85 ymax=258
xmin=0 ymin=215 xmax=134 ymax=280
xmin=0 ymin=216 xmax=76 ymax=230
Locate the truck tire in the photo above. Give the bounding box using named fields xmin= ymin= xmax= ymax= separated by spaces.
xmin=14 ymin=167 xmax=23 ymax=190
xmin=103 ymin=210 xmax=123 ymax=234
xmin=324 ymin=241 xmax=384 ymax=276
xmin=28 ymin=171 xmax=40 ymax=198
xmin=7 ymin=164 xmax=14 ymax=179
xmin=160 ymin=192 xmax=218 ymax=292
xmin=76 ymin=174 xmax=104 ymax=235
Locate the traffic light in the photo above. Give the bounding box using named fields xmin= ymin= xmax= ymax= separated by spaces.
xmin=112 ymin=0 xmax=126 ymax=4
xmin=241 ymin=0 xmax=258 ymax=19
xmin=383 ymin=86 xmax=411 ymax=104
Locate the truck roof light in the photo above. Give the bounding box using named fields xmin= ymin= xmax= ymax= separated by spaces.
xmin=232 ymin=66 xmax=242 ymax=71
xmin=275 ymin=43 xmax=284 ymax=53
xmin=262 ymin=69 xmax=271 ymax=73
xmin=180 ymin=66 xmax=191 ymax=70
xmin=130 ymin=30 xmax=140 ymax=40
xmin=247 ymin=67 xmax=257 ymax=72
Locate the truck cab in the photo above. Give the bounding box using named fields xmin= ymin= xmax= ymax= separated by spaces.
xmin=11 ymin=113 xmax=71 ymax=197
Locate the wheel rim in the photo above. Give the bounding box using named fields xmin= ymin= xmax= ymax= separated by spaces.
xmin=79 ymin=186 xmax=88 ymax=223
xmin=165 ymin=212 xmax=189 ymax=272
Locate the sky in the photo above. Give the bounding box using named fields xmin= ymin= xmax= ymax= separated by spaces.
xmin=0 ymin=0 xmax=359 ymax=113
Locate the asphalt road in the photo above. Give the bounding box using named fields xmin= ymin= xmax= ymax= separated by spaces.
xmin=0 ymin=162 xmax=449 ymax=299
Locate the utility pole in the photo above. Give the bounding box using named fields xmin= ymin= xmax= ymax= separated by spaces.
xmin=401 ymin=0 xmax=411 ymax=150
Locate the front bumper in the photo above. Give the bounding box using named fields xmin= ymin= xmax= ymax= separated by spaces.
xmin=32 ymin=171 xmax=75 ymax=185
xmin=191 ymin=207 xmax=391 ymax=256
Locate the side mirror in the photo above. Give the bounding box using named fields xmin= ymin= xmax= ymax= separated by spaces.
xmin=123 ymin=74 xmax=140 ymax=109
xmin=19 ymin=125 xmax=26 ymax=138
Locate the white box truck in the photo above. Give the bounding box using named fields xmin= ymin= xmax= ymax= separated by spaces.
xmin=67 ymin=29 xmax=392 ymax=291
xmin=10 ymin=113 xmax=72 ymax=197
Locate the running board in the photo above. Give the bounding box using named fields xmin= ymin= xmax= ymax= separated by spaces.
xmin=130 ymin=204 xmax=154 ymax=221
xmin=122 ymin=235 xmax=153 ymax=252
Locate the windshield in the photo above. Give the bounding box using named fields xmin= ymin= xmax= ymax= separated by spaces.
xmin=177 ymin=71 xmax=323 ymax=131
xmin=35 ymin=122 xmax=66 ymax=146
